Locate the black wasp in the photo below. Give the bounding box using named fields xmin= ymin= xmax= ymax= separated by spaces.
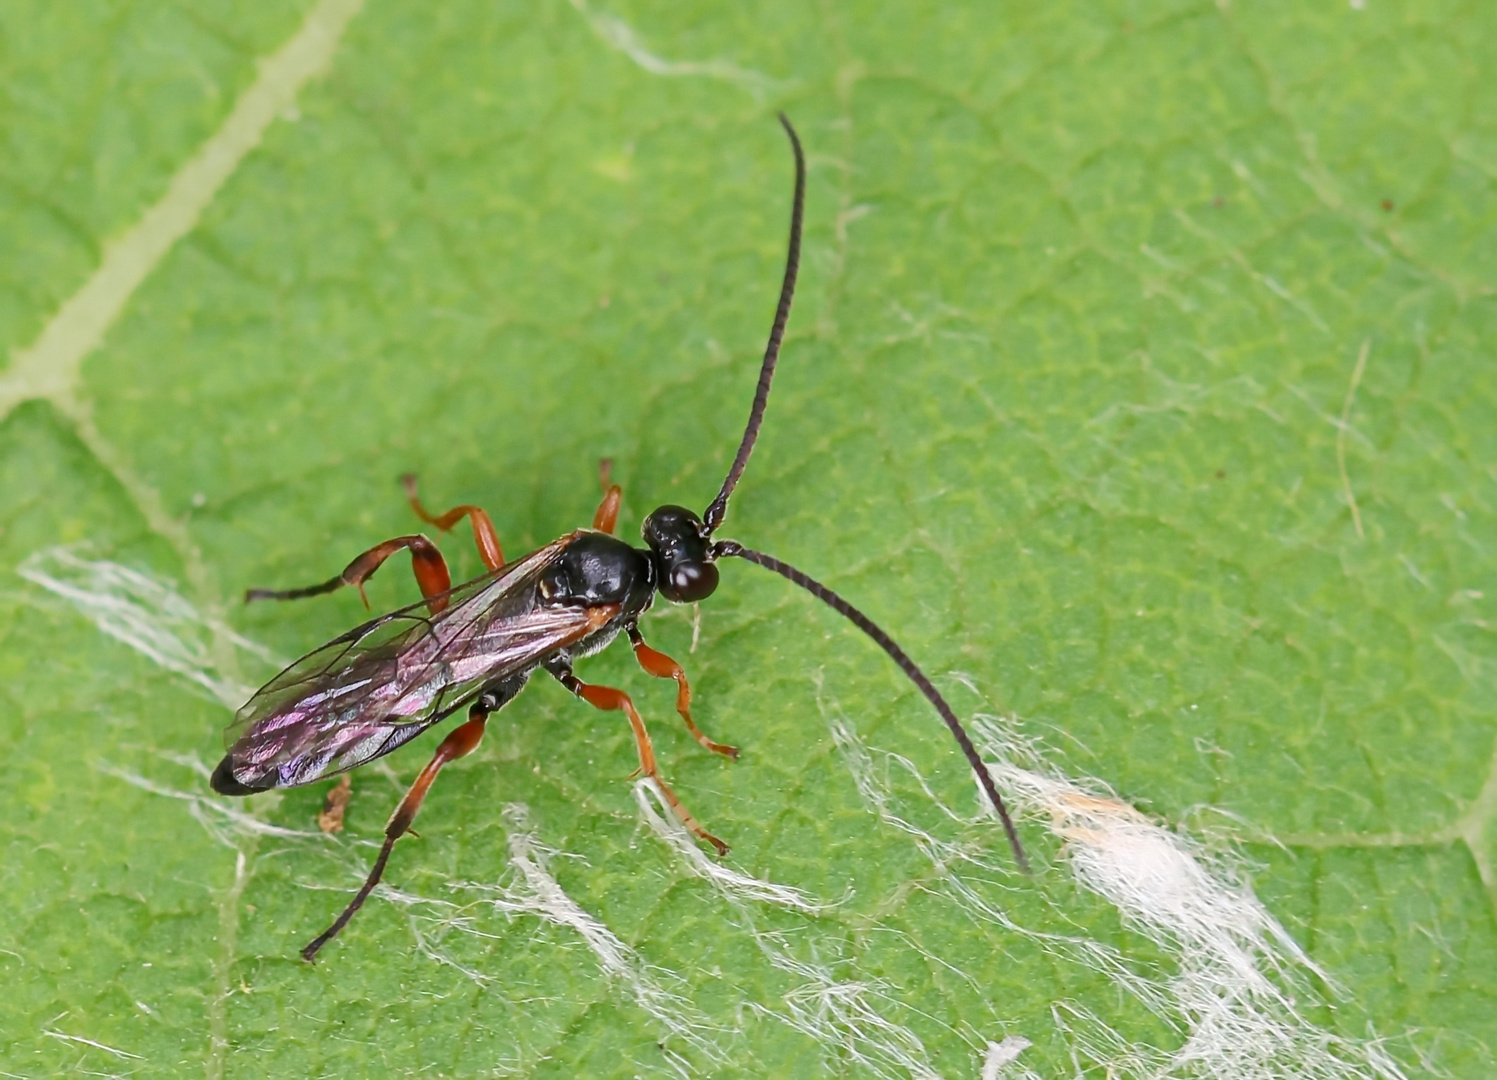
xmin=213 ymin=115 xmax=1027 ymax=961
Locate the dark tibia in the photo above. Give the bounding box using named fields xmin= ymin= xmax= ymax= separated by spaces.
xmin=245 ymin=577 xmax=343 ymax=602
xmin=300 ymin=831 xmax=397 ymax=962
xmin=245 ymin=534 xmax=452 ymax=613
xmin=301 ymin=697 xmax=495 ymax=961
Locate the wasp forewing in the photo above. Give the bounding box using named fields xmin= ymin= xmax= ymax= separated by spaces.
xmin=219 ymin=539 xmax=606 ymax=790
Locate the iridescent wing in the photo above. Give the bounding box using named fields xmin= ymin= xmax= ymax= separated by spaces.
xmin=221 ymin=537 xmax=609 ymax=790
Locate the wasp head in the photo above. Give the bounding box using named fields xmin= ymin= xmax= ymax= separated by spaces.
xmin=642 ymin=504 xmax=719 ymax=603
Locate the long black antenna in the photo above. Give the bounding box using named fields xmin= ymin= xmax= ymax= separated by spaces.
xmin=714 ymin=541 xmax=1030 ymax=871
xmin=703 ymin=113 xmax=806 ymax=534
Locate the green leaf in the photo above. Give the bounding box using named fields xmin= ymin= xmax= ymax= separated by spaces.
xmin=2 ymin=0 xmax=1494 ymax=1077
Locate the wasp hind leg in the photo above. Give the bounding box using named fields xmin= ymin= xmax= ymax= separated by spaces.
xmin=300 ymin=678 xmax=522 ymax=961
xmin=548 ymin=658 xmax=728 ymax=856
xmin=245 ymin=533 xmax=454 ymax=613
xmin=627 ymin=627 xmax=738 ymax=759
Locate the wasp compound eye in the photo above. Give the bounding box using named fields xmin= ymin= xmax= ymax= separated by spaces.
xmin=667 ymin=560 xmax=719 ymax=603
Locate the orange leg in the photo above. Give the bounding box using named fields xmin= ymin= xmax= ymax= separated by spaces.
xmin=302 ymin=699 xmax=493 ymax=961
xmin=401 ymin=474 xmax=505 ymax=570
xmin=245 ymin=533 xmax=453 ymax=613
xmin=548 ymin=660 xmax=728 ymax=856
xmin=627 ymin=627 xmax=738 ymax=760
xmin=593 ymin=458 xmax=622 ymax=535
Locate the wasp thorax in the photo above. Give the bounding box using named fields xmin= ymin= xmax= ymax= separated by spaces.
xmin=642 ymin=504 xmax=719 ymax=603
xmin=539 ymin=532 xmax=655 ymax=610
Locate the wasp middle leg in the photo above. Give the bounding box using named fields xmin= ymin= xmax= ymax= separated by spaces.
xmin=627 ymin=626 xmax=738 ymax=759
xmin=593 ymin=458 xmax=623 ymax=535
xmin=547 ymin=658 xmax=728 ymax=856
xmin=400 ymin=473 xmax=505 ymax=570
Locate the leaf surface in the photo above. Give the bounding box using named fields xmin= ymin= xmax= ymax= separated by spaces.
xmin=2 ymin=1 xmax=1494 ymax=1077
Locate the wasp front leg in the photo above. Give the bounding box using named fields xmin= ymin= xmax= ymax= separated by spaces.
xmin=547 ymin=658 xmax=728 ymax=856
xmin=627 ymin=626 xmax=738 ymax=759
